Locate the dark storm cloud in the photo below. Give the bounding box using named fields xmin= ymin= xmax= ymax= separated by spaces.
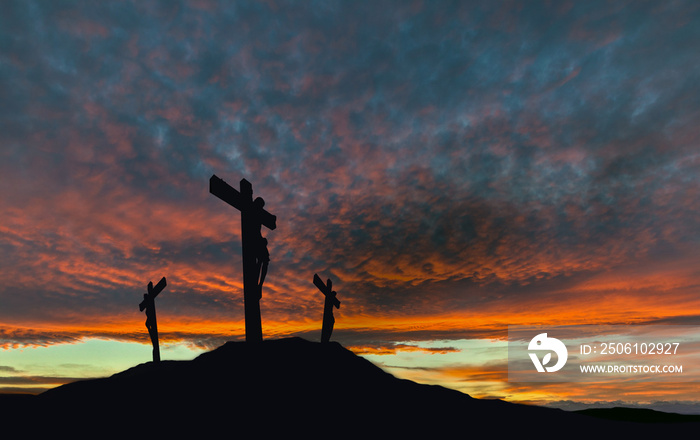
xmin=1 ymin=0 xmax=699 ymax=344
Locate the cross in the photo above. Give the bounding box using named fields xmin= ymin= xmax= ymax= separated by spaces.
xmin=313 ymin=273 xmax=340 ymax=343
xmin=139 ymin=276 xmax=167 ymax=363
xmin=210 ymin=174 xmax=277 ymax=343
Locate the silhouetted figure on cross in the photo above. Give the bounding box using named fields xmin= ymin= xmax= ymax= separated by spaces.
xmin=139 ymin=277 xmax=167 ymax=363
xmin=210 ymin=175 xmax=276 ymax=343
xmin=313 ymin=274 xmax=341 ymax=343
xmin=253 ymin=197 xmax=270 ymax=299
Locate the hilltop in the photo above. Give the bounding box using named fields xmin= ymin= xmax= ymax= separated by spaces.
xmin=4 ymin=338 xmax=699 ymax=436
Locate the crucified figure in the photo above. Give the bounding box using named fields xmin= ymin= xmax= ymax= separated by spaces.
xmin=138 ymin=277 xmax=166 ymax=363
xmin=142 ymin=293 xmax=158 ymax=352
xmin=253 ymin=197 xmax=270 ymax=300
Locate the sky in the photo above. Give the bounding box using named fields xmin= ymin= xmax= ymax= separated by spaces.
xmin=1 ymin=0 xmax=700 ymax=411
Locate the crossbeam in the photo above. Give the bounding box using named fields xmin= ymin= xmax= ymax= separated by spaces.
xmin=139 ymin=277 xmax=167 ymax=310
xmin=210 ymin=175 xmax=276 ymax=230
xmin=149 ymin=277 xmax=167 ymax=299
xmin=314 ymin=273 xmax=340 ymax=308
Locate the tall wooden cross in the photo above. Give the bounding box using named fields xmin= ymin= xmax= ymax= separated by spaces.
xmin=210 ymin=174 xmax=277 ymax=343
xmin=139 ymin=276 xmax=167 ymax=363
xmin=313 ymin=274 xmax=340 ymax=343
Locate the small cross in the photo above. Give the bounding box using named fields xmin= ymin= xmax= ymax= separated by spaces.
xmin=139 ymin=276 xmax=167 ymax=362
xmin=313 ymin=274 xmax=340 ymax=343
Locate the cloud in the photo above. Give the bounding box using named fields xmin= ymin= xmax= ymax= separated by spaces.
xmin=0 ymin=0 xmax=698 ymax=354
xmin=0 ymin=375 xmax=84 ymax=386
xmin=347 ymin=343 xmax=460 ymax=356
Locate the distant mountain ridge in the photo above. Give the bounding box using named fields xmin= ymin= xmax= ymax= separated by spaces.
xmin=5 ymin=338 xmax=699 ymax=436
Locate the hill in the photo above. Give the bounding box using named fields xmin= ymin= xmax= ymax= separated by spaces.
xmin=5 ymin=338 xmax=699 ymax=436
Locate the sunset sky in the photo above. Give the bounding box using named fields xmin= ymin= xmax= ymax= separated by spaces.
xmin=1 ymin=0 xmax=700 ymax=412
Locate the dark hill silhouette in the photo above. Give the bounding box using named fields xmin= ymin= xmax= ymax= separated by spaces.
xmin=4 ymin=338 xmax=699 ymax=436
xmin=576 ymin=407 xmax=700 ymax=423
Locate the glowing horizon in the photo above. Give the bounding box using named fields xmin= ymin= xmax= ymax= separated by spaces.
xmin=2 ymin=0 xmax=700 ymax=413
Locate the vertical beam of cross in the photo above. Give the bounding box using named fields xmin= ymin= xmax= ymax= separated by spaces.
xmin=210 ymin=175 xmax=276 ymax=343
xmin=139 ymin=276 xmax=167 ymax=363
xmin=313 ymin=274 xmax=341 ymax=343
